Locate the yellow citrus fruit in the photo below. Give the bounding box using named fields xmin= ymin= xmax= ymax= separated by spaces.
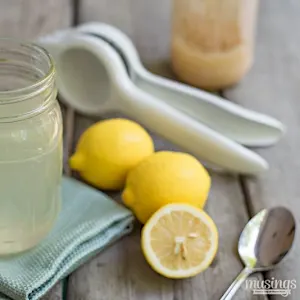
xmin=122 ymin=151 xmax=211 ymax=223
xmin=142 ymin=203 xmax=218 ymax=278
xmin=69 ymin=118 xmax=154 ymax=190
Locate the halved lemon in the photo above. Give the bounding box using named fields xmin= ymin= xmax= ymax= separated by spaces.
xmin=141 ymin=204 xmax=218 ymax=278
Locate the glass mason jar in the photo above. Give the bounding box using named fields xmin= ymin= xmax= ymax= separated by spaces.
xmin=171 ymin=0 xmax=259 ymax=90
xmin=0 ymin=40 xmax=62 ymax=255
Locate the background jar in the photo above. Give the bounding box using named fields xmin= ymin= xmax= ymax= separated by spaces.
xmin=171 ymin=0 xmax=259 ymax=90
xmin=0 ymin=40 xmax=62 ymax=255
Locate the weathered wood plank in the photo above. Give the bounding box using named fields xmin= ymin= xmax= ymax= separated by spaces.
xmin=0 ymin=0 xmax=72 ymax=39
xmin=224 ymin=0 xmax=300 ymax=299
xmin=62 ymin=104 xmax=75 ymax=177
xmin=78 ymin=0 xmax=171 ymax=63
xmin=66 ymin=112 xmax=265 ymax=300
xmin=42 ymin=283 xmax=64 ymax=300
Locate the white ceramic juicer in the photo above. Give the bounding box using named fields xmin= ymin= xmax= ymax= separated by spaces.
xmin=37 ymin=23 xmax=285 ymax=175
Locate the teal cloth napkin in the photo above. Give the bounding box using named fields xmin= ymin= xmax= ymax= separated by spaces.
xmin=0 ymin=176 xmax=134 ymax=300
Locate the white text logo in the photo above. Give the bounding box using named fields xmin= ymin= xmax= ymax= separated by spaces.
xmin=246 ymin=278 xmax=297 ymax=297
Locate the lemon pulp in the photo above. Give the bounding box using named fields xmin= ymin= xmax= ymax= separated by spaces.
xmin=142 ymin=204 xmax=218 ymax=278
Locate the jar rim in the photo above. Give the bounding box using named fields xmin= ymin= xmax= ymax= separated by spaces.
xmin=0 ymin=38 xmax=55 ymax=102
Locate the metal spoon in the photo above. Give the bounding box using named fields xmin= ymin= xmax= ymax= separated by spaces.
xmin=221 ymin=207 xmax=296 ymax=300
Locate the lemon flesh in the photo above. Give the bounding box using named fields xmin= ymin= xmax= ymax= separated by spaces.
xmin=142 ymin=204 xmax=218 ymax=278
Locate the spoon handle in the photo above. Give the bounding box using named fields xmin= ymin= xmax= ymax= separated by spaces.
xmin=220 ymin=267 xmax=252 ymax=300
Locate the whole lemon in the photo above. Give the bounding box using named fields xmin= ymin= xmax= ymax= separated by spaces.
xmin=69 ymin=118 xmax=154 ymax=190
xmin=122 ymin=151 xmax=211 ymax=223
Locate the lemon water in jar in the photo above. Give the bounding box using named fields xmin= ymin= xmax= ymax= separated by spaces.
xmin=0 ymin=40 xmax=62 ymax=255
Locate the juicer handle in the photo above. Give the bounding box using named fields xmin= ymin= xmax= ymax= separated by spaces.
xmin=136 ymin=72 xmax=285 ymax=147
xmin=76 ymin=22 xmax=285 ymax=148
xmin=38 ymin=31 xmax=268 ymax=174
xmin=116 ymin=80 xmax=268 ymax=174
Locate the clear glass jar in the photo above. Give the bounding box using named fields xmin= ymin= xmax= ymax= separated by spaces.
xmin=0 ymin=40 xmax=62 ymax=255
xmin=171 ymin=0 xmax=259 ymax=90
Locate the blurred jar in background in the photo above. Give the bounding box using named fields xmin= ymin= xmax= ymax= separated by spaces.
xmin=171 ymin=0 xmax=259 ymax=90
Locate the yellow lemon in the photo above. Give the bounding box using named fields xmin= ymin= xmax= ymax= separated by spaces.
xmin=122 ymin=151 xmax=211 ymax=223
xmin=142 ymin=203 xmax=218 ymax=278
xmin=69 ymin=118 xmax=154 ymax=190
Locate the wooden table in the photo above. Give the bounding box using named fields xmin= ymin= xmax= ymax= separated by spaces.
xmin=1 ymin=0 xmax=299 ymax=299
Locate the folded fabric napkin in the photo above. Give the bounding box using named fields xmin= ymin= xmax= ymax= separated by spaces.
xmin=0 ymin=176 xmax=134 ymax=300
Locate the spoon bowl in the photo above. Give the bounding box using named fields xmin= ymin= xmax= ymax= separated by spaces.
xmin=239 ymin=207 xmax=295 ymax=270
xmin=221 ymin=207 xmax=296 ymax=299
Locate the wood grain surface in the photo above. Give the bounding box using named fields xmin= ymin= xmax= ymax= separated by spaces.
xmin=0 ymin=0 xmax=297 ymax=299
xmin=78 ymin=0 xmax=171 ymax=63
xmin=0 ymin=0 xmax=72 ymax=39
xmin=225 ymin=0 xmax=300 ymax=299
